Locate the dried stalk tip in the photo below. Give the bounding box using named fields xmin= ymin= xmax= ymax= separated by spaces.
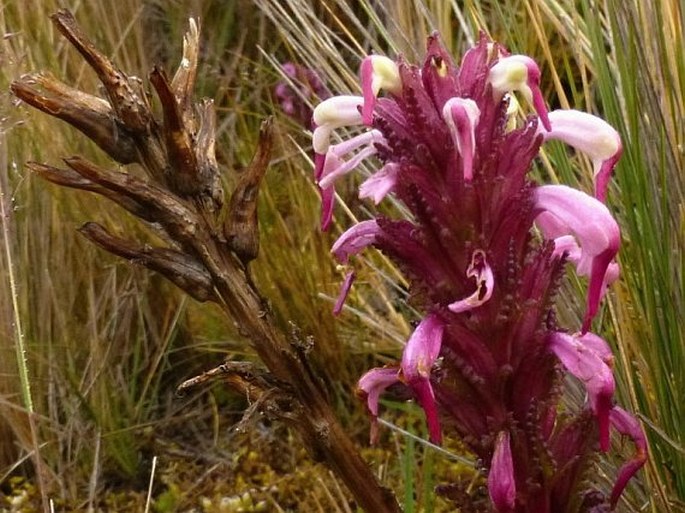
xmin=225 ymin=118 xmax=274 ymax=263
xmin=11 ymin=73 xmax=137 ymax=164
xmin=79 ymin=222 xmax=216 ymax=302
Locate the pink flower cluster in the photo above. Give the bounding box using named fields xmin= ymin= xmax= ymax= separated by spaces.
xmin=312 ymin=34 xmax=645 ymax=512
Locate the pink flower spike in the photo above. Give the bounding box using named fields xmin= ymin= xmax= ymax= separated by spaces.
xmin=359 ymin=163 xmax=400 ymax=204
xmin=537 ymin=109 xmax=622 ymax=202
xmin=489 ymin=55 xmax=551 ymax=131
xmin=312 ymin=95 xmax=364 ymax=153
xmin=357 ymin=367 xmax=400 ymax=444
xmin=535 ymin=185 xmax=620 ymax=332
xmin=489 ymin=431 xmax=516 ymax=512
xmin=330 ymin=219 xmax=381 ymax=264
xmin=448 ymin=250 xmax=494 ymax=313
xmin=399 ymin=314 xmax=444 ymax=443
xmin=442 ymin=97 xmax=481 ymax=181
xmin=332 ymin=270 xmax=355 ymax=316
xmin=549 ymin=331 xmax=616 ymax=451
xmin=360 ymin=55 xmax=401 ymax=125
xmin=609 ymin=406 xmax=647 ymax=508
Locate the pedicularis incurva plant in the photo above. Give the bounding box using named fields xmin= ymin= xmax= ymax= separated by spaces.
xmin=312 ymin=33 xmax=646 ymax=512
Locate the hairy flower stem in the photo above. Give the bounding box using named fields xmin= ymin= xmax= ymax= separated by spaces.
xmin=12 ymin=11 xmax=400 ymax=513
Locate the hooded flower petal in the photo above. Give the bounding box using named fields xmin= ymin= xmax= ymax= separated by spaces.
xmin=360 ymin=55 xmax=402 ymax=125
xmin=537 ymin=109 xmax=622 ymax=202
xmin=330 ymin=219 xmax=381 ymax=264
xmin=448 ymin=250 xmax=494 ymax=313
xmin=359 ymin=162 xmax=400 ymax=204
xmin=549 ymin=331 xmax=616 ymax=451
xmin=489 ymin=55 xmax=551 ymax=131
xmin=357 ymin=366 xmax=401 ymax=444
xmin=312 ymin=95 xmax=364 ymax=154
xmin=442 ymin=97 xmax=481 ymax=181
xmin=400 ymin=314 xmax=445 ymax=443
xmin=609 ymin=406 xmax=647 ymax=508
xmin=535 ymin=185 xmax=620 ymax=332
xmin=489 ymin=431 xmax=516 ymax=512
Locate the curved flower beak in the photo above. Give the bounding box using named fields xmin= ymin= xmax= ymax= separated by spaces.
xmin=535 ymin=185 xmax=620 ymax=332
xmin=609 ymin=406 xmax=647 ymax=508
xmin=549 ymin=331 xmax=616 ymax=451
xmin=442 ymin=97 xmax=481 ymax=181
xmin=448 ymin=250 xmax=494 ymax=313
xmin=489 ymin=431 xmax=516 ymax=512
xmin=360 ymin=55 xmax=402 ymax=125
xmin=537 ymin=109 xmax=622 ymax=202
xmin=399 ymin=314 xmax=445 ymax=444
xmin=489 ymin=55 xmax=551 ymax=131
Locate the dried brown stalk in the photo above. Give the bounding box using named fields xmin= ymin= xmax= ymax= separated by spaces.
xmin=11 ymin=10 xmax=401 ymax=513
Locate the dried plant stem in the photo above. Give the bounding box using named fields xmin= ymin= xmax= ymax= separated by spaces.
xmin=11 ymin=10 xmax=400 ymax=512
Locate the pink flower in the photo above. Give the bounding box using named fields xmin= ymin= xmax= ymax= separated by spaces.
xmin=442 ymin=97 xmax=480 ymax=181
xmin=489 ymin=55 xmax=551 ymax=131
xmin=399 ymin=314 xmax=445 ymax=444
xmin=488 ymin=431 xmax=516 ymax=512
xmin=330 ymin=220 xmax=380 ymax=311
xmin=360 ymin=55 xmax=401 ymax=125
xmin=357 ymin=367 xmax=400 ymax=444
xmin=549 ymin=331 xmax=616 ymax=451
xmin=535 ymin=185 xmax=620 ymax=332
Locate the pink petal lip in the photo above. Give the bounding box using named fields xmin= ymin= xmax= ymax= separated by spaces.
xmin=448 ymin=250 xmax=494 ymax=313
xmin=330 ymin=219 xmax=381 ymax=264
xmin=358 ymin=162 xmax=400 ymax=204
